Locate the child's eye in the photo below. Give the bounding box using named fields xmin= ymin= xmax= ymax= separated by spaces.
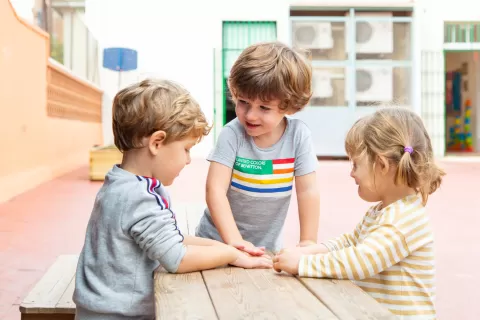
xmin=260 ymin=106 xmax=270 ymax=111
xmin=238 ymin=99 xmax=248 ymax=105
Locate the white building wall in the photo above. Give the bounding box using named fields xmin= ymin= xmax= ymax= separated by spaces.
xmin=89 ymin=0 xmax=459 ymax=157
xmin=86 ymin=0 xmax=291 ymax=156
xmin=417 ymin=0 xmax=480 ymax=156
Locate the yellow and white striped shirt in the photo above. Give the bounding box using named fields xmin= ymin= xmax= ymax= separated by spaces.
xmin=299 ymin=194 xmax=436 ymax=319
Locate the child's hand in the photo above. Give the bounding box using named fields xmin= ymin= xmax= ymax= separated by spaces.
xmin=230 ymin=240 xmax=265 ymax=256
xmin=273 ymin=248 xmax=304 ymax=275
xmin=297 ymin=240 xmax=317 ymax=247
xmin=230 ymin=251 xmax=273 ymax=269
xmin=290 ymin=243 xmax=329 ymax=255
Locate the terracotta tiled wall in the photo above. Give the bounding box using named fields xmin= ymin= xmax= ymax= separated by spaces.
xmin=47 ymin=61 xmax=103 ymax=122
xmin=0 ymin=1 xmax=103 ymax=203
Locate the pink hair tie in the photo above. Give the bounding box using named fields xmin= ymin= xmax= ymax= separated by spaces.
xmin=404 ymin=146 xmax=414 ymax=154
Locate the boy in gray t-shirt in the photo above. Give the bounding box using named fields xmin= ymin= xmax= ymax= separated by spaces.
xmin=195 ymin=42 xmax=321 ymax=254
xmin=73 ymin=79 xmax=272 ymax=320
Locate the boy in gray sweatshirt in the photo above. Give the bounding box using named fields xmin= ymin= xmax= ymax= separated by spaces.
xmin=73 ymin=79 xmax=272 ymax=320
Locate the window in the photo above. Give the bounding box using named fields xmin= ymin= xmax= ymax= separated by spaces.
xmin=290 ymin=9 xmax=413 ymax=108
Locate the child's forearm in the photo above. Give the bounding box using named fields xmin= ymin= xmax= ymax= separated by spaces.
xmin=207 ymin=191 xmax=243 ymax=244
xmin=297 ymin=188 xmax=320 ymax=243
xmin=299 ymin=225 xmax=410 ymax=280
xmin=176 ymin=244 xmax=237 ymax=273
xmin=183 ymin=235 xmax=225 ymax=246
xmin=302 ymin=243 xmax=330 ymax=255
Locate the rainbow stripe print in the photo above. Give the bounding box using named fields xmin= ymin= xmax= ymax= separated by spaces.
xmin=231 ymin=156 xmax=295 ymax=198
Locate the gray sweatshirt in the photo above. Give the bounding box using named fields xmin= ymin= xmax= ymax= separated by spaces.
xmin=73 ymin=165 xmax=186 ymax=319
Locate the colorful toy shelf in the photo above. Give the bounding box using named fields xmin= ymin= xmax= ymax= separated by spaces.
xmin=448 ymin=99 xmax=474 ymax=152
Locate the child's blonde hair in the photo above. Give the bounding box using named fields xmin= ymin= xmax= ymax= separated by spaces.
xmin=112 ymin=79 xmax=211 ymax=152
xmin=228 ymin=41 xmax=312 ymax=113
xmin=345 ymin=107 xmax=445 ymax=205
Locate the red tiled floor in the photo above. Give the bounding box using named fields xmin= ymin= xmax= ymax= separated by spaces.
xmin=1 ymin=159 xmax=479 ymax=319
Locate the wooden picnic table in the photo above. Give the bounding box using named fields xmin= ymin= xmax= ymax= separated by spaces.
xmin=18 ymin=203 xmax=395 ymax=319
xmin=155 ymin=204 xmax=395 ymax=320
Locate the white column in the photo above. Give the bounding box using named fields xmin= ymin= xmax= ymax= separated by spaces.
xmin=418 ymin=0 xmax=446 ymax=157
xmin=71 ymin=11 xmax=88 ymax=79
xmin=62 ymin=10 xmax=73 ymax=69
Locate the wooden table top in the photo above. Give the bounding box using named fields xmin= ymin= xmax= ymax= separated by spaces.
xmin=154 ymin=203 xmax=395 ymax=319
xmin=154 ymin=266 xmax=395 ymax=320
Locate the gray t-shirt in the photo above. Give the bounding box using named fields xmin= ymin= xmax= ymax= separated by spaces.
xmin=73 ymin=165 xmax=186 ymax=320
xmin=195 ymin=117 xmax=318 ymax=252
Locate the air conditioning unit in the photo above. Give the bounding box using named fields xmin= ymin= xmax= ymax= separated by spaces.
xmin=346 ymin=12 xmax=394 ymax=54
xmin=293 ymin=22 xmax=333 ymax=49
xmin=346 ymin=66 xmax=393 ymax=102
xmin=312 ymin=70 xmax=333 ymax=98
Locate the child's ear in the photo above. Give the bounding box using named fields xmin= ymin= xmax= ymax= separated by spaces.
xmin=148 ymin=130 xmax=167 ymax=155
xmin=377 ymin=156 xmax=390 ymax=175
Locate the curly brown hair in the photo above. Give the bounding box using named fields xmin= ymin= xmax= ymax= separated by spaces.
xmin=228 ymin=41 xmax=312 ymax=113
xmin=112 ymin=79 xmax=211 ymax=152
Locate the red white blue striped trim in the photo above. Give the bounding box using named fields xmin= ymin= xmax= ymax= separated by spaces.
xmin=136 ymin=175 xmax=183 ymax=240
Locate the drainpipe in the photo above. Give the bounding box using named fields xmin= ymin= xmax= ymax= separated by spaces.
xmin=41 ymin=0 xmax=49 ymax=32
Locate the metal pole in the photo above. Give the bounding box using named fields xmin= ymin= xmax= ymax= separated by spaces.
xmin=118 ymin=71 xmax=122 ymax=92
xmin=42 ymin=0 xmax=48 ymax=31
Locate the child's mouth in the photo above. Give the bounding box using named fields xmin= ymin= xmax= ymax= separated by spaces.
xmin=246 ymin=122 xmax=260 ymax=129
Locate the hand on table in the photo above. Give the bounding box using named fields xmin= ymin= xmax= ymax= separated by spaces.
xmin=230 ymin=240 xmax=265 ymax=257
xmin=230 ymin=250 xmax=273 ymax=269
xmin=273 ymin=248 xmax=307 ymax=275
xmin=297 ymin=240 xmax=317 ymax=247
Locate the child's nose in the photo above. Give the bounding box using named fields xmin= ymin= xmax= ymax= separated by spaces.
xmin=245 ymin=108 xmax=258 ymax=121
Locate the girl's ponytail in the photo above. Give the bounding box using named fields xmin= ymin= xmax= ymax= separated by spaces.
xmin=395 ymin=146 xmax=419 ymax=188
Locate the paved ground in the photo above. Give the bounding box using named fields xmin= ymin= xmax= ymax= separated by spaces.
xmin=0 ymin=159 xmax=478 ymax=319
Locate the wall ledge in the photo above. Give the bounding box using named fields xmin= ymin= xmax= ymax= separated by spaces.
xmin=6 ymin=0 xmax=49 ymax=38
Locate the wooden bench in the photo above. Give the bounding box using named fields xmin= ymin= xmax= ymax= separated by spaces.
xmin=19 ymin=254 xmax=78 ymax=320
xmin=17 ymin=203 xmax=204 ymax=320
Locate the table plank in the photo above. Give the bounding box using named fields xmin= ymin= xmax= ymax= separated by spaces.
xmin=154 ymin=271 xmax=217 ymax=320
xmin=202 ymin=267 xmax=337 ymax=319
xmin=299 ymin=278 xmax=395 ymax=320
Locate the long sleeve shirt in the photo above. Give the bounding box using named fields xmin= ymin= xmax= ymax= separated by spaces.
xmin=299 ymin=194 xmax=436 ymax=319
xmin=73 ymin=165 xmax=186 ymax=319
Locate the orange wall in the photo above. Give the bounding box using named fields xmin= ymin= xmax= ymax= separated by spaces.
xmin=0 ymin=1 xmax=103 ymax=203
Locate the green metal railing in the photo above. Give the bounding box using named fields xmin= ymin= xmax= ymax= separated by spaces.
xmin=445 ymin=22 xmax=480 ymax=43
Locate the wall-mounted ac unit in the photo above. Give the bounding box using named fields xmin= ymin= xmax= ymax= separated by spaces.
xmin=346 ymin=66 xmax=393 ymax=102
xmin=292 ymin=22 xmax=333 ymax=49
xmin=346 ymin=12 xmax=394 ymax=54
xmin=312 ymin=70 xmax=333 ymax=98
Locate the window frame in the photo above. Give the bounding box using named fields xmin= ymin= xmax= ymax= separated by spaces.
xmin=289 ymin=9 xmax=414 ymax=109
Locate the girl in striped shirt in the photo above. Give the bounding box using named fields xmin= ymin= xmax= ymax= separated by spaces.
xmin=273 ymin=107 xmax=445 ymax=319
